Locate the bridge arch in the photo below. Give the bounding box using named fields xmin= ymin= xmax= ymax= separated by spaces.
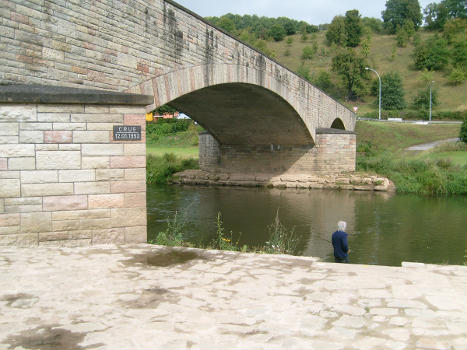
xmin=330 ymin=118 xmax=346 ymax=130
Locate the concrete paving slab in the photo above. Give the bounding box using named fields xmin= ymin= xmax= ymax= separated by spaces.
xmin=0 ymin=244 xmax=466 ymax=349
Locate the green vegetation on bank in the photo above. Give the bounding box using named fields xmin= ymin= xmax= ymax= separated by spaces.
xmin=356 ymin=121 xmax=466 ymax=195
xmin=149 ymin=210 xmax=300 ymax=255
xmin=146 ymin=119 xmax=201 ymax=184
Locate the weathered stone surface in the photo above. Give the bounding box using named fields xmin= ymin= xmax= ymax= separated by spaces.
xmin=82 ymin=156 xmax=110 ymax=169
xmin=8 ymin=157 xmax=35 ymax=170
xmin=0 ymin=144 xmax=35 ymax=157
xmin=19 ymin=130 xmax=43 ymax=143
xmin=0 ymin=179 xmax=20 ymax=197
xmin=36 ymin=151 xmax=81 ymax=169
xmin=110 ymin=156 xmax=145 ymax=168
xmin=0 ymin=105 xmax=36 ymax=122
xmin=82 ymin=144 xmax=123 ymax=156
xmin=22 ymin=183 xmax=73 ymax=197
xmin=73 ymin=131 xmax=110 ymax=143
xmin=59 ymin=170 xmax=95 ymax=183
xmin=110 ymin=180 xmax=145 ymax=193
xmin=21 ymin=170 xmax=58 ymax=184
xmin=74 ymin=181 xmax=110 ymax=195
xmin=44 ymin=130 xmax=72 ymax=143
xmin=43 ymin=195 xmax=88 ymax=211
xmin=88 ymin=194 xmax=124 ymax=209
xmin=20 ymin=212 xmax=51 ymax=233
xmin=110 ymin=207 xmax=146 ymax=227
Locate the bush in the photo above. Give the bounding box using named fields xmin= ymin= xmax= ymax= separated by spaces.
xmin=447 ymin=68 xmax=466 ymax=85
xmin=413 ymin=85 xmax=439 ymax=112
xmin=301 ymin=46 xmax=314 ymax=60
xmin=146 ymin=153 xmax=198 ymax=184
xmin=371 ymin=72 xmax=406 ymax=110
xmin=413 ymin=35 xmax=449 ymax=71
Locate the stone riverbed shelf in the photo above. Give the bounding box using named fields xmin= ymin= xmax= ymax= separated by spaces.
xmin=172 ymin=170 xmax=396 ymax=192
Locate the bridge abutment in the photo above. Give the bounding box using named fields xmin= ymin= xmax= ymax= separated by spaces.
xmin=0 ymin=85 xmax=151 ymax=247
xmin=199 ymin=129 xmax=356 ymax=175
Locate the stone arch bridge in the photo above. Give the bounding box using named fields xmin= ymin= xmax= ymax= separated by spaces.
xmin=0 ymin=0 xmax=356 ymax=246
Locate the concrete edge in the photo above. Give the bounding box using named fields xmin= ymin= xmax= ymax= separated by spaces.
xmin=316 ymin=128 xmax=356 ymax=135
xmin=0 ymin=84 xmax=154 ymax=105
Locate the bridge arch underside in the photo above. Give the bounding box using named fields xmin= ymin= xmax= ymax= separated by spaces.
xmin=168 ymin=83 xmax=355 ymax=175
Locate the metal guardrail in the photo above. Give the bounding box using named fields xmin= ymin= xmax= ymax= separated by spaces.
xmin=357 ymin=117 xmax=462 ymax=124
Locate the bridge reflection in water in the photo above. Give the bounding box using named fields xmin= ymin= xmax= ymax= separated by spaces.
xmin=147 ymin=185 xmax=467 ymax=267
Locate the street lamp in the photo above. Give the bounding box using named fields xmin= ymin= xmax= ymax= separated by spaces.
xmin=365 ymin=67 xmax=381 ymax=120
xmin=429 ymin=81 xmax=435 ymax=122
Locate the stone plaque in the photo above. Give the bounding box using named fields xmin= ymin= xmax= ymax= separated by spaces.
xmin=113 ymin=125 xmax=141 ymax=141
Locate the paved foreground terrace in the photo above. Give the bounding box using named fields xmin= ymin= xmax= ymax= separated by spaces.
xmin=0 ymin=244 xmax=466 ymax=349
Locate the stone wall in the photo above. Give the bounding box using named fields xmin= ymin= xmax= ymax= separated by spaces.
xmin=198 ymin=129 xmax=356 ymax=175
xmin=0 ymin=89 xmax=150 ymax=247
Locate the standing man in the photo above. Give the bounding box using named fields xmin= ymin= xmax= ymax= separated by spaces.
xmin=332 ymin=221 xmax=350 ymax=263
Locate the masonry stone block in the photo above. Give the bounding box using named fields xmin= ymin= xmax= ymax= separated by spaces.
xmin=110 ymin=156 xmax=145 ymax=168
xmin=82 ymin=144 xmax=123 ymax=156
xmin=20 ymin=122 xmax=52 ymax=130
xmin=37 ymin=105 xmax=84 ymax=113
xmin=59 ymin=169 xmax=95 ymax=183
xmin=19 ymin=130 xmax=43 ymax=143
xmin=22 ymin=183 xmax=74 ymax=197
xmin=111 ymin=180 xmax=145 ymax=193
xmin=0 ymin=105 xmax=36 ymax=122
xmin=36 ymin=144 xmax=58 ymax=151
xmin=124 ymin=225 xmax=146 ymax=243
xmin=95 ymin=169 xmax=124 ymax=181
xmin=0 ymin=136 xmax=18 ymax=144
xmin=110 ymin=207 xmax=146 ymax=227
xmin=8 ymin=157 xmax=35 ymax=170
xmin=52 ymin=123 xmax=86 ymax=130
xmin=43 ymin=195 xmax=88 ymax=211
xmin=0 ymin=159 xmax=6 ymax=171
xmin=44 ymin=130 xmax=72 ymax=143
xmin=88 ymin=194 xmax=124 ymax=209
xmin=92 ymin=228 xmax=125 ymax=244
xmin=37 ymin=113 xmax=70 ymax=122
xmin=0 ymin=144 xmax=35 ymax=157
xmin=21 ymin=170 xmax=58 ymax=184
xmin=124 ymin=192 xmax=146 ymax=208
xmin=73 ymin=130 xmax=110 ymax=143
xmin=71 ymin=113 xmax=123 ymax=123
xmin=82 ymin=157 xmax=110 ymax=169
xmin=21 ymin=212 xmax=52 ymax=233
xmin=0 ymin=179 xmax=20 ymax=197
xmin=0 ymin=123 xmax=19 ymax=135
xmin=0 ymin=213 xmax=20 ymax=226
xmin=123 ymin=144 xmax=146 ymax=156
xmin=36 ymin=151 xmax=81 ymax=169
xmin=5 ymin=197 xmax=42 ymax=213
xmin=51 ymin=209 xmax=109 ymax=221
xmin=124 ymin=168 xmax=146 ymax=180
xmin=74 ymin=181 xmax=110 ymax=194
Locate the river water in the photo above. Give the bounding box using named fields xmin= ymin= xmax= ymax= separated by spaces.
xmin=147 ymin=184 xmax=467 ymax=266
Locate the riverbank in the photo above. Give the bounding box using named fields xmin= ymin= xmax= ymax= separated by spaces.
xmin=1 ymin=244 xmax=465 ymax=349
xmin=172 ymin=169 xmax=396 ymax=192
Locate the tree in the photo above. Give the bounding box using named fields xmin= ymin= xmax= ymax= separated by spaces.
xmin=217 ymin=16 xmax=236 ymax=33
xmin=331 ymin=49 xmax=368 ymax=100
xmin=413 ymin=35 xmax=449 ymax=70
xmin=413 ymin=85 xmax=439 ymax=112
xmin=326 ymin=16 xmax=347 ymax=46
xmin=443 ymin=0 xmax=467 ymax=19
xmin=424 ymin=2 xmax=449 ymax=31
xmin=313 ymin=71 xmax=333 ymax=91
xmin=362 ymin=17 xmax=384 ymax=33
xmin=382 ymin=0 xmax=423 ymax=33
xmin=451 ymin=38 xmax=467 ymax=70
xmin=372 ymin=72 xmax=406 ymax=110
xmin=269 ymin=24 xmax=286 ymax=41
xmin=301 ymin=46 xmax=314 ymax=60
xmin=345 ymin=10 xmax=363 ymax=47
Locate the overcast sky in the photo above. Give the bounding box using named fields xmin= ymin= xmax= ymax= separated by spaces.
xmin=174 ymin=0 xmax=438 ymax=25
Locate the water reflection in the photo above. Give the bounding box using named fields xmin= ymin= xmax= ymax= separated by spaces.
xmin=147 ymin=184 xmax=467 ymax=266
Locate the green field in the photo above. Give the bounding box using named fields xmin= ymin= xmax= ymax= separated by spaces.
xmin=146 ymin=144 xmax=198 ymax=159
xmin=268 ymin=31 xmax=467 ymax=115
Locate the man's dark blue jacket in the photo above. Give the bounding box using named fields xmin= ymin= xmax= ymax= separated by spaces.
xmin=332 ymin=230 xmax=349 ymax=259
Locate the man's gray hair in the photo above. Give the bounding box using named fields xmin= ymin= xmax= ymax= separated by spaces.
xmin=337 ymin=220 xmax=347 ymax=231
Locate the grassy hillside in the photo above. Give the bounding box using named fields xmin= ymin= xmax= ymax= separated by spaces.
xmin=268 ymin=31 xmax=466 ymax=115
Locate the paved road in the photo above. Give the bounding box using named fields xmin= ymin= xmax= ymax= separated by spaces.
xmin=0 ymin=244 xmax=466 ymax=349
xmin=406 ymin=138 xmax=460 ymax=151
